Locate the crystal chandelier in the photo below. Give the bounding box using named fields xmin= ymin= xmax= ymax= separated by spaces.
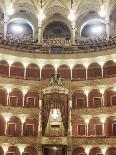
xmin=7 ymin=1 xmax=15 ymax=15
xmin=99 ymin=0 xmax=106 ymax=17
xmin=52 ymin=109 xmax=58 ymax=119
xmin=37 ymin=0 xmax=46 ymax=21
xmin=67 ymin=0 xmax=76 ymax=22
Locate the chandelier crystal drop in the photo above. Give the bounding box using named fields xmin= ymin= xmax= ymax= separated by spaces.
xmin=7 ymin=3 xmax=15 ymax=15
xmin=99 ymin=2 xmax=106 ymax=17
xmin=52 ymin=109 xmax=58 ymax=119
xmin=37 ymin=0 xmax=46 ymax=22
xmin=67 ymin=0 xmax=76 ymax=22
xmin=67 ymin=9 xmax=76 ymax=22
xmin=37 ymin=8 xmax=46 ymax=21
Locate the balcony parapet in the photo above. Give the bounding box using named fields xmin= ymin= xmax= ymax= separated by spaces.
xmin=72 ymin=106 xmax=116 ymax=121
xmin=0 ymin=76 xmax=115 ymax=91
xmin=72 ymin=137 xmax=116 ymax=147
xmin=0 ymin=136 xmax=39 ymax=145
xmin=0 ymin=136 xmax=69 ymax=146
xmin=0 ymin=105 xmax=39 ymax=120
xmin=41 ymin=136 xmax=68 ymax=145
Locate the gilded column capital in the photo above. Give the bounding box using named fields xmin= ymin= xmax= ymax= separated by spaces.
xmin=39 ymin=92 xmax=43 ymax=100
xmin=68 ymin=93 xmax=72 ymax=100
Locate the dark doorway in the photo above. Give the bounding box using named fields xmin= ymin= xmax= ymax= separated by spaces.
xmin=43 ymin=145 xmax=67 ymax=155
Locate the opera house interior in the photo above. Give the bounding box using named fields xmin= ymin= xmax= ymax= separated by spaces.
xmin=0 ymin=0 xmax=116 ymax=155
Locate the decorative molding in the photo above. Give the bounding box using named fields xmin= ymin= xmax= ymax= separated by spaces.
xmin=71 ymin=107 xmax=116 ymax=122
xmin=72 ymin=137 xmax=116 ymax=147
xmin=41 ymin=137 xmax=68 ymax=145
xmin=0 ymin=136 xmax=40 ymax=145
xmin=0 ymin=105 xmax=39 ymax=120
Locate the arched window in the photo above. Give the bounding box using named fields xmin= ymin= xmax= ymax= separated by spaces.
xmin=81 ymin=19 xmax=106 ymax=38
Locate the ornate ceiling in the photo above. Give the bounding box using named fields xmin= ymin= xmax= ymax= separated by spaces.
xmin=0 ymin=0 xmax=116 ymax=33
xmin=0 ymin=0 xmax=116 ymax=18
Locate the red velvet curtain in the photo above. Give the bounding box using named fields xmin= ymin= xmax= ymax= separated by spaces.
xmin=42 ymin=93 xmax=68 ymax=135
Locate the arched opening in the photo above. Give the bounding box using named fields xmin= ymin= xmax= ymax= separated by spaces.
xmin=80 ymin=19 xmax=106 ymax=38
xmin=7 ymin=146 xmax=20 ymax=155
xmin=24 ymin=90 xmax=39 ymax=108
xmin=0 ymin=115 xmax=5 ymax=136
xmin=88 ymin=117 xmax=102 ymax=136
xmin=72 ymin=117 xmax=85 ymax=137
xmin=26 ymin=63 xmax=40 ymax=80
xmin=89 ymin=147 xmax=102 ymax=155
xmin=0 ymin=60 xmax=9 ymax=77
xmin=88 ymin=89 xmax=102 ymax=108
xmin=72 ymin=90 xmax=87 ymax=108
xmin=24 ymin=146 xmax=37 ymax=155
xmin=104 ymin=87 xmax=116 ymax=107
xmin=72 ymin=147 xmax=85 ymax=155
xmin=106 ymin=147 xmax=116 ymax=155
xmin=9 ymin=88 xmax=23 ymax=107
xmin=41 ymin=64 xmax=55 ymax=79
xmin=0 ymin=87 xmax=7 ymax=106
xmin=57 ymin=64 xmax=71 ymax=79
xmin=88 ymin=63 xmax=102 ymax=79
xmin=72 ymin=64 xmax=86 ymax=80
xmin=7 ymin=18 xmax=33 ymax=40
xmin=43 ymin=21 xmax=71 ymax=39
xmin=103 ymin=60 xmax=116 ymax=78
xmin=0 ymin=147 xmax=4 ymax=155
xmin=105 ymin=116 xmax=116 ymax=136
xmin=24 ymin=117 xmax=38 ymax=136
xmin=10 ymin=62 xmax=24 ymax=78
xmin=7 ymin=116 xmax=21 ymax=136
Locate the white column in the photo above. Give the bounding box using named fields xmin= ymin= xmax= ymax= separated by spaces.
xmin=100 ymin=89 xmax=105 ymax=107
xmin=68 ymin=96 xmax=72 ymax=136
xmin=71 ymin=69 xmax=72 ymax=80
xmin=71 ymin=22 xmax=76 ymax=44
xmin=37 ymin=145 xmax=42 ymax=155
xmin=67 ymin=146 xmax=72 ymax=155
xmin=4 ymin=15 xmax=9 ymax=39
xmin=86 ymin=94 xmax=89 ymax=107
xmin=55 ymin=67 xmax=57 ymax=79
xmin=7 ymin=92 xmax=9 ymax=105
xmin=19 ymin=114 xmax=28 ymax=136
xmin=23 ymin=95 xmax=25 ymax=107
xmin=101 ymin=66 xmax=104 ymax=78
xmin=101 ymin=93 xmax=105 ymax=106
xmin=38 ymin=22 xmax=42 ymax=44
xmin=8 ymin=65 xmax=11 ymax=78
xmin=40 ymin=69 xmax=42 ymax=80
xmin=102 ymin=122 xmax=105 ymax=136
xmin=86 ymin=122 xmax=89 ymax=136
xmin=99 ymin=115 xmax=107 ymax=137
xmin=39 ymin=97 xmax=43 ymax=136
xmin=5 ymin=121 xmax=8 ymax=135
xmin=85 ymin=68 xmax=88 ymax=80
xmin=24 ymin=67 xmax=26 ymax=79
xmin=84 ymin=116 xmax=91 ymax=137
xmin=106 ymin=19 xmax=110 ymax=41
xmin=84 ymin=146 xmax=91 ymax=155
xmin=21 ymin=122 xmax=24 ymax=136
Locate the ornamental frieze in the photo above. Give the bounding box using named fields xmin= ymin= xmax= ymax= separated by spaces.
xmin=0 ymin=105 xmax=39 ymax=119
xmin=72 ymin=137 xmax=116 ymax=147
xmin=41 ymin=137 xmax=68 ymax=145
xmin=0 ymin=76 xmax=115 ymax=92
xmin=0 ymin=137 xmax=40 ymax=145
xmin=71 ymin=107 xmax=116 ymax=122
